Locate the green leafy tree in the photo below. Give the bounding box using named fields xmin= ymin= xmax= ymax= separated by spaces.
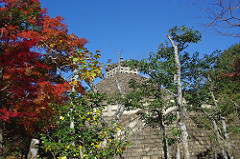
xmin=182 ymin=44 xmax=240 ymax=158
xmin=217 ymin=42 xmax=240 ymax=77
xmin=201 ymin=54 xmax=239 ymax=159
xmin=40 ymin=93 xmax=128 ymax=159
xmin=122 ymin=26 xmax=201 ymax=159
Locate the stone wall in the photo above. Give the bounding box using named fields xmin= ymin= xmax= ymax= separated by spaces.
xmin=115 ymin=113 xmax=209 ymax=159
xmin=98 ymin=74 xmax=240 ymax=158
xmin=108 ymin=111 xmax=240 ymax=159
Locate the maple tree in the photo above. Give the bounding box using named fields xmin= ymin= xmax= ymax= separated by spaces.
xmin=0 ymin=0 xmax=103 ymax=156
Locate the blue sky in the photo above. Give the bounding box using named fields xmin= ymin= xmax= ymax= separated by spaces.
xmin=40 ymin=0 xmax=239 ymax=79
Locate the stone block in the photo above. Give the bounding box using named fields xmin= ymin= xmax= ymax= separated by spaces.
xmin=143 ymin=147 xmax=150 ymax=152
xmin=136 ymin=135 xmax=145 ymax=140
xmin=147 ymin=150 xmax=162 ymax=156
xmin=143 ymin=138 xmax=162 ymax=144
xmin=144 ymin=143 xmax=161 ymax=148
xmin=150 ymin=156 xmax=161 ymax=159
xmin=142 ymin=156 xmax=151 ymax=159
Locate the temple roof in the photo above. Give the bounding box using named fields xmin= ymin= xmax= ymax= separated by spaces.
xmin=96 ymin=74 xmax=144 ymax=97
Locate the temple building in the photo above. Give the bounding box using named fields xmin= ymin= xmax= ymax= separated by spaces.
xmin=95 ymin=61 xmax=240 ymax=159
xmin=105 ymin=61 xmax=138 ymax=78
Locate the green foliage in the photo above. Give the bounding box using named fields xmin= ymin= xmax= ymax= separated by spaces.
xmin=39 ymin=93 xmax=129 ymax=158
xmin=217 ymin=42 xmax=240 ymax=74
xmin=181 ymin=43 xmax=240 ymax=157
xmin=167 ymin=126 xmax=181 ymax=146
xmin=119 ymin=26 xmax=203 ymax=153
xmin=169 ymin=26 xmax=201 ymax=51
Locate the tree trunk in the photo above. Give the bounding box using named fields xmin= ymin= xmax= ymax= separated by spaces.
xmin=196 ymin=68 xmax=201 ymax=96
xmin=0 ymin=121 xmax=3 ymax=156
xmin=158 ymin=110 xmax=170 ymax=159
xmin=70 ymin=65 xmax=79 ymax=131
xmin=208 ymin=76 xmax=229 ymax=159
xmin=176 ymin=139 xmax=181 ymax=159
xmin=161 ymin=120 xmax=170 ymax=159
xmin=27 ymin=139 xmax=40 ymax=159
xmin=202 ymin=109 xmax=228 ymax=159
xmin=213 ymin=119 xmax=228 ymax=159
xmin=176 ymin=111 xmax=181 ymax=159
xmin=85 ymin=80 xmax=98 ymax=94
xmin=167 ymin=34 xmax=191 ymax=159
xmin=114 ymin=75 xmax=125 ymax=120
xmin=0 ymin=67 xmax=4 ymax=155
xmin=222 ymin=117 xmax=233 ymax=159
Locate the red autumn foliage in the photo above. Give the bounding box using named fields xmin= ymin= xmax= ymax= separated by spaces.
xmin=0 ymin=109 xmax=20 ymax=122
xmin=220 ymin=58 xmax=240 ymax=81
xmin=0 ymin=0 xmax=87 ymax=133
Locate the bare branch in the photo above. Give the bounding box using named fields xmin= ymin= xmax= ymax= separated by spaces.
xmin=195 ymin=0 xmax=240 ymax=37
xmin=1 ymin=82 xmax=11 ymax=92
xmin=0 ymin=67 xmax=4 ymax=80
xmin=114 ymin=52 xmax=126 ymax=120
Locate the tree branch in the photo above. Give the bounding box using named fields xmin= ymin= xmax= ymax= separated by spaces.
xmin=1 ymin=82 xmax=11 ymax=92
xmin=0 ymin=28 xmax=4 ymax=39
xmin=196 ymin=0 xmax=240 ymax=37
xmin=167 ymin=33 xmax=190 ymax=159
xmin=85 ymin=80 xmax=98 ymax=94
xmin=114 ymin=53 xmax=126 ymax=120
